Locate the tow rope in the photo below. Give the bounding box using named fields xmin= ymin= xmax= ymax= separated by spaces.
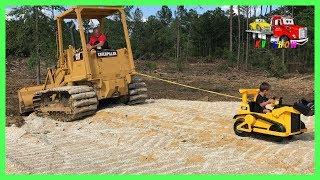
xmin=137 ymin=73 xmax=242 ymax=100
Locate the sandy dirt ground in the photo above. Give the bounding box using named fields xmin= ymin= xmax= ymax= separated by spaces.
xmin=6 ymin=99 xmax=314 ymax=174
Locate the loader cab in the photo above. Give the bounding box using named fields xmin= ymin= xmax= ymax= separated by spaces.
xmin=55 ymin=6 xmax=135 ymax=83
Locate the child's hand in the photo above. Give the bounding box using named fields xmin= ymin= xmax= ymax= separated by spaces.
xmin=267 ymin=99 xmax=274 ymax=104
xmin=263 ymin=109 xmax=271 ymax=113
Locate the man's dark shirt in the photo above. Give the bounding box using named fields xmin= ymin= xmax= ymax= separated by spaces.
xmin=254 ymin=94 xmax=269 ymax=113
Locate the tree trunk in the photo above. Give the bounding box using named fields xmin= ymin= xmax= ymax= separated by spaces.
xmin=281 ymin=49 xmax=285 ymax=65
xmin=305 ymin=47 xmax=309 ymax=67
xmin=254 ymin=6 xmax=256 ymax=17
xmin=51 ymin=6 xmax=55 ymax=20
xmin=229 ymin=5 xmax=233 ymax=58
xmin=69 ymin=24 xmax=76 ymax=48
xmin=185 ymin=31 xmax=190 ymax=62
xmin=237 ymin=6 xmax=241 ymax=68
xmin=270 ymin=6 xmax=272 ymax=14
xmin=35 ymin=7 xmax=41 ymax=85
xmin=245 ymin=7 xmax=249 ymax=69
xmin=265 ymin=6 xmax=268 ymax=15
xmin=176 ymin=20 xmax=180 ymax=60
xmin=260 ymin=6 xmax=263 ymax=17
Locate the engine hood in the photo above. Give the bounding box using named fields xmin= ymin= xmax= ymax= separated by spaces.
xmin=286 ymin=24 xmax=304 ymax=30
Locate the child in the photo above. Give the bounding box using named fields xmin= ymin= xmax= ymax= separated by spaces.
xmin=256 ymin=82 xmax=274 ymax=113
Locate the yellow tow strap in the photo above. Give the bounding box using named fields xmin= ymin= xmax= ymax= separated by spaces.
xmin=137 ymin=73 xmax=242 ymax=100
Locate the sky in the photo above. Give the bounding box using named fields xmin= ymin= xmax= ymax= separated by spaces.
xmin=5 ymin=6 xmax=215 ymax=20
xmin=138 ymin=6 xmax=280 ymax=17
xmin=139 ymin=6 xmax=213 ymax=17
xmin=6 ymin=6 xmax=279 ymax=20
xmin=5 ymin=6 xmax=279 ymax=35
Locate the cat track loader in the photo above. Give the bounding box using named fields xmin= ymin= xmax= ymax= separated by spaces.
xmin=233 ymin=89 xmax=313 ymax=142
xmin=17 ymin=6 xmax=148 ymax=121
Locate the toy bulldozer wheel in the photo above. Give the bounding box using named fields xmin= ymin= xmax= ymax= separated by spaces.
xmin=269 ymin=124 xmax=285 ymax=142
xmin=233 ymin=118 xmax=249 ymax=137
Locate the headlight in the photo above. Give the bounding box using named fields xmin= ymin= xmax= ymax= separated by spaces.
xmin=305 ymin=27 xmax=308 ymax=38
xmin=299 ymin=28 xmax=307 ymax=39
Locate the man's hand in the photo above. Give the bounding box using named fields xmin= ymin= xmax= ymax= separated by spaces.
xmin=86 ymin=44 xmax=93 ymax=50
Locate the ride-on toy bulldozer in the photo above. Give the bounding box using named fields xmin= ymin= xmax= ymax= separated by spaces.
xmin=233 ymin=89 xmax=314 ymax=141
xmin=17 ymin=6 xmax=148 ymax=121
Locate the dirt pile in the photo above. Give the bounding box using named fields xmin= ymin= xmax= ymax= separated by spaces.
xmin=137 ymin=61 xmax=314 ymax=104
xmin=6 ymin=57 xmax=45 ymax=127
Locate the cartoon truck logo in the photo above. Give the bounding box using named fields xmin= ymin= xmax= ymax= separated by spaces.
xmin=271 ymin=15 xmax=308 ymax=44
xmin=246 ymin=15 xmax=308 ymax=46
xmin=249 ymin=19 xmax=271 ymax=31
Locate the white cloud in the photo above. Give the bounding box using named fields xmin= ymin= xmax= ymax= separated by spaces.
xmin=221 ymin=5 xmax=239 ymax=15
xmin=142 ymin=17 xmax=147 ymax=22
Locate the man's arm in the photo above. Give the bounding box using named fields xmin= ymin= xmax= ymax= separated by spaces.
xmin=91 ymin=34 xmax=107 ymax=49
xmin=87 ymin=36 xmax=94 ymax=50
xmin=87 ymin=44 xmax=93 ymax=50
xmin=91 ymin=41 xmax=104 ymax=49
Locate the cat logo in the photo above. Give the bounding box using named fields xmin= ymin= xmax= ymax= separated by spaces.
xmin=97 ymin=50 xmax=118 ymax=57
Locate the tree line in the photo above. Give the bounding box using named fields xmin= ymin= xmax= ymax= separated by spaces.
xmin=6 ymin=5 xmax=314 ymax=82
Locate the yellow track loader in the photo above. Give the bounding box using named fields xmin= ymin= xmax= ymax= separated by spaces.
xmin=233 ymin=89 xmax=313 ymax=141
xmin=18 ymin=6 xmax=148 ymax=121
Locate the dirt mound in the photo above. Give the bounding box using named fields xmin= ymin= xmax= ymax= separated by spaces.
xmin=6 ymin=99 xmax=314 ymax=174
xmin=137 ymin=61 xmax=314 ymax=104
xmin=6 ymin=57 xmax=43 ymax=127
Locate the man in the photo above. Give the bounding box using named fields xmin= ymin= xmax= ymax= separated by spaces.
xmin=86 ymin=27 xmax=108 ymax=50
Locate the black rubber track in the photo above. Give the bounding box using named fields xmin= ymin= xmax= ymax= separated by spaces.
xmin=33 ymin=86 xmax=98 ymax=122
xmin=127 ymin=76 xmax=148 ymax=105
